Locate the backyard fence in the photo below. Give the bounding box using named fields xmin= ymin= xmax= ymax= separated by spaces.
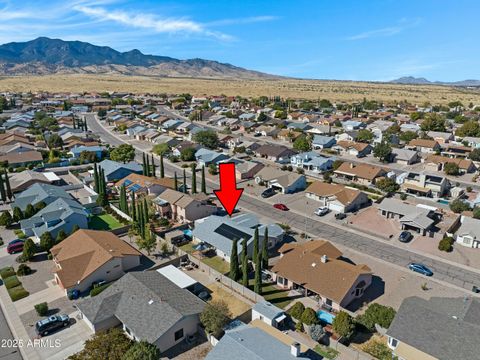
xmin=109 ymin=204 xmax=132 ymax=221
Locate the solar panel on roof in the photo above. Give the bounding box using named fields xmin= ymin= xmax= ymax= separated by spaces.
xmin=123 ymin=179 xmax=133 ymax=186
xmin=130 ymin=184 xmax=142 ymax=192
xmin=214 ymin=224 xmax=251 ymax=242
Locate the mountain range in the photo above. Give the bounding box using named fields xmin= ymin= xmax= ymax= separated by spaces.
xmin=0 ymin=37 xmax=276 ymax=79
xmin=389 ymin=76 xmax=480 ymax=86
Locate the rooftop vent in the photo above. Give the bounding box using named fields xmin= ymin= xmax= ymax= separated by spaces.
xmin=321 ymin=255 xmax=328 ymax=263
xmin=148 ymin=300 xmax=154 ymax=305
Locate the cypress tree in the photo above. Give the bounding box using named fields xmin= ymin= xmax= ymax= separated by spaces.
xmin=151 ymin=154 xmax=156 ymax=178
xmin=230 ymin=239 xmax=240 ymax=281
xmin=241 ymin=238 xmax=248 ymax=287
xmin=252 ymin=227 xmax=259 ymax=263
xmin=183 ymin=169 xmax=187 ymax=193
xmin=143 ymin=198 xmax=149 ymax=221
xmin=4 ymin=170 xmax=12 ymax=200
xmin=131 ymin=192 xmax=136 ymax=222
xmin=160 ymin=154 xmax=165 ymax=178
xmin=84 ymin=119 xmax=88 ymax=132
xmin=191 ymin=164 xmax=197 ymax=194
xmin=93 ymin=163 xmax=99 ymax=193
xmin=174 ymin=172 xmax=178 ymax=191
xmin=201 ymin=166 xmax=206 ymax=194
xmin=254 ymin=251 xmax=262 ymax=294
xmin=73 ymin=118 xmax=76 ymax=129
xmin=262 ymin=227 xmax=269 ymax=269
xmin=0 ymin=174 xmax=6 ymax=203
xmin=146 ymin=155 xmax=150 ymax=177
xmin=142 ymin=153 xmax=147 ymax=176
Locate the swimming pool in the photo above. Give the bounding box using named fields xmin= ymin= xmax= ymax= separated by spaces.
xmin=183 ymin=229 xmax=193 ymax=238
xmin=437 ymin=199 xmax=449 ymax=205
xmin=317 ymin=310 xmax=335 ymax=324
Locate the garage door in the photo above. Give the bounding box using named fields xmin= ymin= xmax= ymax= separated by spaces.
xmin=328 ymin=203 xmax=344 ymax=213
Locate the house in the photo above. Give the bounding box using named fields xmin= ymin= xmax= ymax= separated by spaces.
xmin=254 ymin=145 xmax=296 ymax=163
xmin=171 ymin=141 xmax=200 ymax=157
xmin=234 ymin=160 xmax=264 ymax=180
xmin=306 ymin=182 xmax=370 ymax=213
xmin=98 ymin=159 xmax=143 ymax=182
xmin=425 ymin=155 xmax=476 ymax=174
xmin=400 ymin=172 xmax=450 ymax=198
xmin=0 ymin=143 xmax=36 ymax=155
xmin=387 ymin=296 xmax=480 ymax=360
xmin=20 ymin=197 xmax=88 ymax=241
xmin=311 ymin=135 xmax=336 ymax=150
xmin=332 ymin=141 xmax=372 ymax=158
xmin=441 ymin=144 xmax=472 ymax=159
xmin=155 ymin=265 xmax=200 ymax=293
xmin=427 ymin=131 xmax=454 ymax=144
xmin=8 ymin=170 xmax=60 ymax=193
xmin=251 ymin=301 xmax=286 ymax=329
xmin=290 ymin=152 xmax=334 ymax=173
xmin=391 ymin=148 xmax=420 ymax=165
xmin=400 ymin=123 xmax=421 ymax=133
xmin=115 ymin=173 xmax=175 ymax=197
xmin=272 ymin=240 xmax=372 ymax=311
xmin=13 ymin=183 xmax=73 ymax=211
xmin=153 ymin=188 xmax=217 ymax=223
xmin=0 ymin=151 xmax=43 ymax=168
xmin=342 ymin=120 xmax=365 ymax=131
xmin=462 ymin=136 xmax=480 ymax=149
xmin=195 ymin=148 xmax=230 ymax=167
xmin=377 ymin=198 xmax=438 ymax=236
xmin=406 ymin=139 xmax=441 ymax=154
xmin=69 ymin=145 xmax=106 ymax=160
xmin=334 ymin=162 xmax=386 ymax=186
xmin=51 ymin=229 xmax=141 ymax=293
xmin=76 ymin=271 xmax=205 ymax=353
xmin=206 ymin=322 xmax=308 ymax=360
xmin=193 ymin=213 xmax=284 ymax=261
xmin=255 ymin=167 xmax=307 ymax=194
xmin=455 ymin=216 xmax=480 ymax=248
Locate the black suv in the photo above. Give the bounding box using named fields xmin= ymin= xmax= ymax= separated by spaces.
xmin=261 ymin=188 xmax=276 ymax=198
xmin=35 ymin=315 xmax=70 ymax=336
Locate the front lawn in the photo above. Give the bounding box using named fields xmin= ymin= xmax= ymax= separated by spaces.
xmin=89 ymin=214 xmax=123 ymax=230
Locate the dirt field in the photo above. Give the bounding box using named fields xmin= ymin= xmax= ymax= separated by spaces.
xmin=206 ymin=283 xmax=251 ymax=318
xmin=1 ymin=74 xmax=480 ymax=104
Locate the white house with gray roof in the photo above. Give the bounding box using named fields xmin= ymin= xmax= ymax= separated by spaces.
xmin=76 ymin=271 xmax=205 ymax=354
xmin=455 ymin=216 xmax=480 ymax=248
xmin=192 ymin=213 xmax=284 ymax=262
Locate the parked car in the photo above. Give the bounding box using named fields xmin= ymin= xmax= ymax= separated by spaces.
xmin=7 ymin=240 xmax=24 ymax=254
xmin=35 ymin=315 xmax=70 ymax=336
xmin=261 ymin=188 xmax=276 ymax=198
xmin=197 ymin=291 xmax=212 ymax=301
xmin=314 ymin=207 xmax=329 ymax=216
xmin=335 ymin=213 xmax=347 ymax=220
xmin=399 ymin=231 xmax=413 ymax=243
xmin=408 ymin=263 xmax=433 ymax=276
xmin=67 ymin=289 xmax=80 ymax=300
xmin=273 ymin=203 xmax=289 ymax=211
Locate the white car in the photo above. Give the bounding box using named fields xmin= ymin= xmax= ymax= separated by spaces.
xmin=314 ymin=207 xmax=329 ymax=216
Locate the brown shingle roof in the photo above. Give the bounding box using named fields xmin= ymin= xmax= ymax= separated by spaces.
xmin=426 ymin=155 xmax=475 ymax=170
xmin=408 ymin=139 xmax=439 ymax=149
xmin=334 ymin=162 xmax=385 ymax=181
xmin=51 ymin=230 xmax=141 ymax=288
xmin=272 ymin=240 xmax=372 ymax=304
xmin=336 ymin=140 xmax=370 ymax=152
xmin=0 ymin=151 xmax=43 ymax=164
xmin=306 ymin=181 xmax=364 ymax=206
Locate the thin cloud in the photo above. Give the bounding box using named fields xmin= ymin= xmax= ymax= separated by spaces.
xmin=74 ymin=5 xmax=233 ymax=41
xmin=347 ymin=18 xmax=421 ymax=40
xmin=207 ymin=15 xmax=279 ymax=27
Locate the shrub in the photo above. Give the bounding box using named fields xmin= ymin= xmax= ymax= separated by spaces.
xmin=295 ymin=321 xmax=304 ymax=332
xmin=301 ymin=307 xmax=320 ymax=326
xmin=4 ymin=275 xmax=21 ymax=289
xmin=362 ymin=339 xmax=394 ymax=360
xmin=90 ymin=283 xmax=111 ymax=297
xmin=7 ymin=285 xmax=29 ymax=301
xmin=0 ymin=267 xmax=15 ymax=280
xmin=309 ymin=324 xmax=325 ymax=342
xmin=288 ymin=302 xmax=305 ymax=320
xmin=438 ymin=237 xmax=454 ymax=252
xmin=332 ymin=311 xmax=355 ymax=339
xmin=34 ymin=302 xmax=49 ymax=316
xmin=400 ymin=193 xmax=407 ymax=200
xmin=356 ymin=303 xmax=396 ymax=331
xmin=16 ymin=264 xmax=32 ymax=276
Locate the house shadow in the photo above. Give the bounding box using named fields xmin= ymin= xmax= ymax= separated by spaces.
xmin=160 ymin=333 xmax=209 ymax=359
xmin=345 ymin=275 xmax=385 ymax=313
xmin=29 ymin=253 xmax=48 ymax=263
xmin=46 ymin=308 xmax=60 ymax=316
xmin=130 ymin=256 xmax=156 ymax=271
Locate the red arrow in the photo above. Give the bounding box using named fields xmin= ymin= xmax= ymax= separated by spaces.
xmin=214 ymin=162 xmax=244 ymax=216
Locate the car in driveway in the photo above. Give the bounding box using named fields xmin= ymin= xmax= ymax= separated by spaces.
xmin=314 ymin=207 xmax=329 ymax=216
xmin=7 ymin=240 xmax=24 ymax=254
xmin=261 ymin=188 xmax=276 ymax=198
xmin=335 ymin=213 xmax=347 ymax=220
xmin=35 ymin=315 xmax=70 ymax=337
xmin=273 ymin=203 xmax=289 ymax=211
xmin=399 ymin=231 xmax=413 ymax=243
xmin=408 ymin=263 xmax=433 ymax=276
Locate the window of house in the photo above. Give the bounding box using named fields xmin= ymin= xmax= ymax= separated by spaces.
xmin=388 ymin=337 xmax=398 ymax=348
xmin=174 ymin=328 xmax=184 ymax=341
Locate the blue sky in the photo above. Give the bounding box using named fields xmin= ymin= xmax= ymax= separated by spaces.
xmin=0 ymin=0 xmax=478 ymax=81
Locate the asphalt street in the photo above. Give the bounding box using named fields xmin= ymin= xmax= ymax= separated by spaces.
xmin=86 ymin=113 xmax=480 ymax=292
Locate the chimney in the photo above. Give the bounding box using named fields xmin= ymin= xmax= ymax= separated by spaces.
xmin=321 ymin=254 xmax=328 ymax=263
xmin=349 ymin=163 xmax=354 ymax=169
xmin=290 ymin=342 xmax=301 ymax=357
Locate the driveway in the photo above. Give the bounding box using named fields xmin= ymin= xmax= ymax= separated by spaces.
xmin=0 ymin=306 xmax=22 ymax=360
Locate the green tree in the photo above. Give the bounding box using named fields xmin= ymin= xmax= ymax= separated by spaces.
xmin=456 ymin=121 xmax=480 ymax=137
xmin=56 ymin=229 xmax=68 ymax=244
xmin=420 ymin=113 xmax=446 ymax=132
xmin=201 ymin=166 xmax=206 ymax=194
xmin=438 ymin=236 xmax=454 ymax=252
xmin=93 ymin=163 xmax=100 ymax=193
xmin=160 ymin=154 xmax=164 ymax=178
xmin=22 ymin=238 xmax=36 ymax=261
xmin=183 ymin=169 xmax=187 ymax=193
xmin=293 ymin=135 xmax=312 ymax=152
xmin=152 ymin=143 xmax=170 ymax=156
xmin=40 ymin=232 xmax=55 ymax=253
xmin=356 ymin=129 xmax=374 ymax=143
xmin=288 ymin=302 xmax=305 ymax=320
xmin=0 ymin=211 xmax=13 ymax=227
xmin=142 ymin=153 xmax=147 ymax=176
xmin=110 ymin=144 xmax=135 ymax=163
xmin=200 ymin=300 xmax=231 ymax=337
xmin=137 ymin=225 xmax=156 ymax=256
xmin=191 ymin=164 xmax=197 ymax=194
xmin=444 ymin=162 xmax=460 ymax=176
xmin=262 ymin=227 xmax=269 ymax=269
xmin=469 ymin=148 xmax=480 ymax=161
xmin=241 ymin=238 xmax=248 ymax=287
xmin=12 ymin=207 xmax=23 ymax=222
xmin=301 ymin=308 xmax=320 ymax=326
xmin=254 ymin=251 xmax=262 ymax=294
xmin=24 ymin=204 xmax=35 ymax=219
xmin=332 ymin=311 xmax=355 ymax=339
xmin=257 ymin=112 xmax=267 ymax=122
xmin=356 ymin=303 xmax=396 ymax=331
xmin=193 ymin=130 xmax=219 ymax=149
xmin=0 ymin=175 xmax=6 ymax=203
xmin=473 ymin=207 xmax=480 ymax=219
xmin=174 ymin=172 xmax=178 ymax=191
xmin=122 ymin=341 xmax=160 ymax=360
xmin=180 ymin=147 xmax=196 ymax=161
xmin=373 ymin=141 xmax=392 ymax=163
xmin=252 ymin=227 xmax=259 ymax=263
xmin=449 ymin=199 xmax=471 ymax=213
xmin=71 ymin=224 xmax=80 ymax=234
xmin=399 ymin=131 xmax=418 ymax=143
xmin=47 ymin=134 xmax=64 ymax=149
xmin=229 ymin=239 xmax=240 ymax=281
xmin=68 ymin=328 xmax=133 ymax=360
xmin=375 ymin=178 xmax=400 ymax=193
xmin=4 ymin=170 xmax=12 ymax=200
